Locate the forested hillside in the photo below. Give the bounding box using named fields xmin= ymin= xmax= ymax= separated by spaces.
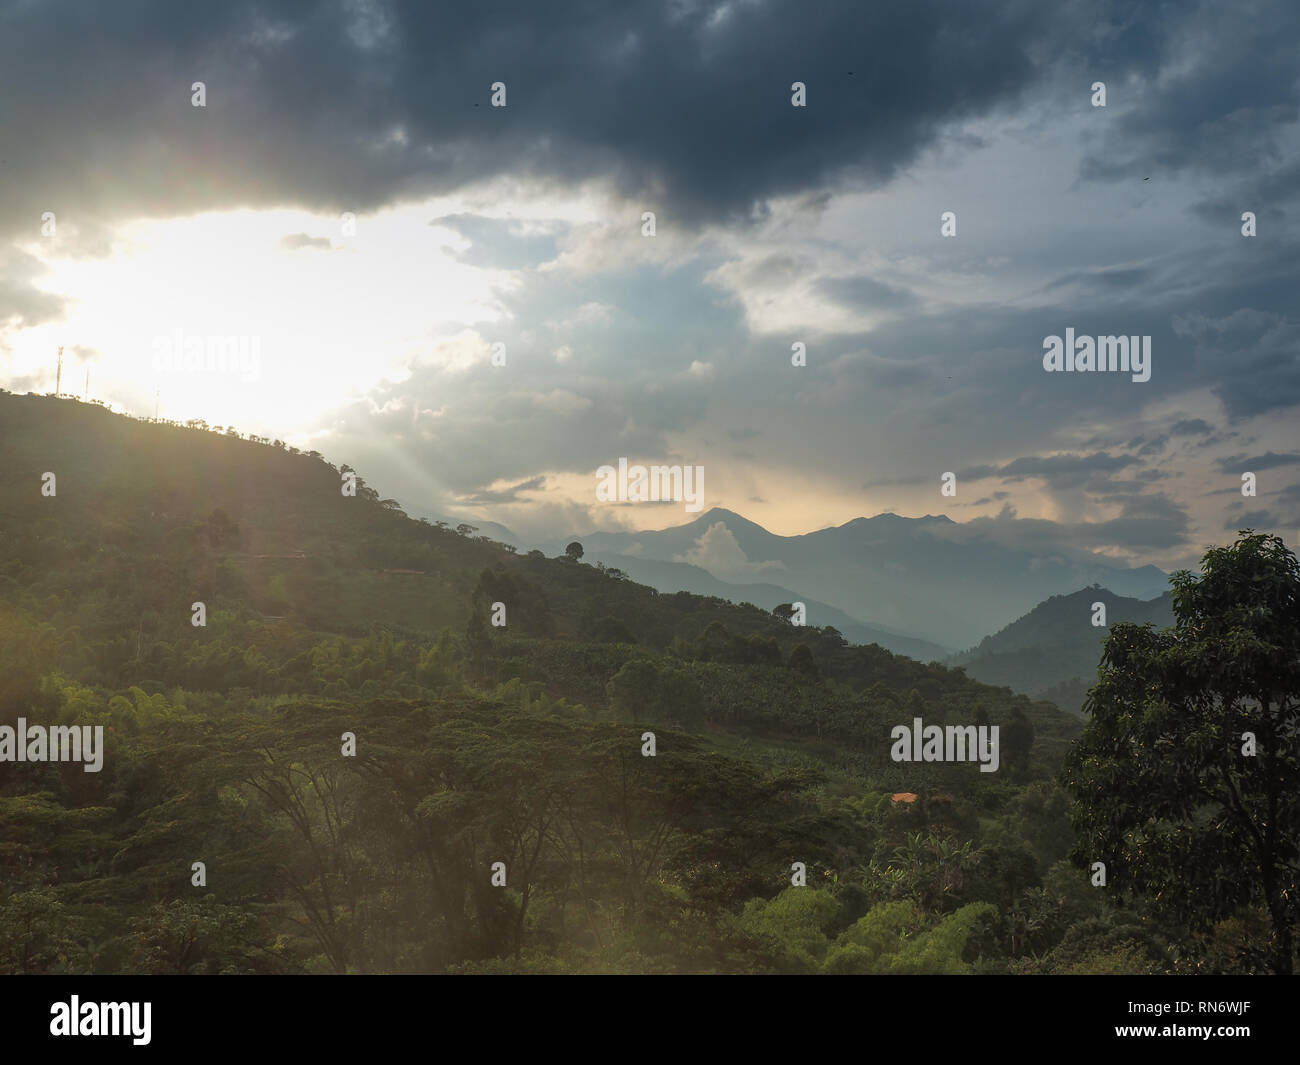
xmin=952 ymin=589 xmax=1175 ymax=714
xmin=0 ymin=392 xmax=1192 ymax=973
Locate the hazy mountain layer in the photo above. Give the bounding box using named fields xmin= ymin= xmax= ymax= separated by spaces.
xmin=559 ymin=508 xmax=1169 ymax=648
xmin=951 ymin=587 xmax=1176 ymax=713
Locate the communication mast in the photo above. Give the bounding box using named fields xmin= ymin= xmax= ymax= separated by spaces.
xmin=56 ymin=345 xmax=64 ymax=395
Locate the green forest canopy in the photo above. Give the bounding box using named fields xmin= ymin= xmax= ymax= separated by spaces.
xmin=0 ymin=391 xmax=1292 ymax=974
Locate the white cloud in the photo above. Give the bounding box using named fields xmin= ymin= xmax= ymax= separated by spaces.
xmin=673 ymin=521 xmax=785 ymax=580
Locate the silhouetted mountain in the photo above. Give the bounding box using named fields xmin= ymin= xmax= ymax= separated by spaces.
xmin=559 ymin=508 xmax=1169 ymax=648
xmin=950 ymin=587 xmax=1175 ymax=714
xmin=569 ymin=549 xmax=951 ymax=661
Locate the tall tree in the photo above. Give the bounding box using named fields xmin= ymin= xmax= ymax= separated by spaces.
xmin=1064 ymin=532 xmax=1300 ymax=973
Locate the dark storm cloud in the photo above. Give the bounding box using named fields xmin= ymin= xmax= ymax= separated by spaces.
xmin=1171 ymin=284 xmax=1300 ymax=417
xmin=961 ymin=452 xmax=1141 ymax=483
xmin=0 ymin=249 xmax=66 ymax=329
xmin=5 ymin=0 xmax=1292 ymax=569
xmin=841 ymin=252 xmax=1300 ymax=429
xmin=1224 ymin=509 xmax=1280 ymax=532
xmin=1078 ymin=1 xmax=1300 ymax=183
xmin=1201 ymin=326 xmax=1300 ymax=417
xmin=1042 ymin=266 xmax=1151 ymax=293
xmin=1275 ymin=483 xmax=1300 ymax=507
xmin=866 ymin=452 xmax=1139 ymax=491
xmin=1092 ymin=492 xmax=1188 ymax=525
xmin=1217 ymin=452 xmax=1300 ymax=473
xmin=1190 ymin=158 xmax=1300 ymax=226
xmin=1195 ymin=430 xmax=1241 ymax=449
xmin=0 ymin=0 xmax=1083 ymax=239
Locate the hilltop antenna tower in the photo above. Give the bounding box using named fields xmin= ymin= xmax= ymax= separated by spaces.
xmin=154 ymin=387 xmax=160 ymax=421
xmin=84 ymin=367 xmax=89 ymax=401
xmin=55 ymin=346 xmax=63 ymax=395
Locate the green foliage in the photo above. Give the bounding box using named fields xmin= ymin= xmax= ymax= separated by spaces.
xmin=0 ymin=887 xmax=89 ymax=973
xmin=788 ymin=643 xmax=818 ymax=679
xmin=1064 ymin=532 xmax=1300 ymax=974
xmin=738 ymin=887 xmax=840 ymax=972
xmin=607 ymin=657 xmax=704 ymax=727
xmin=953 ymin=588 xmax=1175 ymax=714
xmin=3 ymin=393 xmax=1274 ymax=973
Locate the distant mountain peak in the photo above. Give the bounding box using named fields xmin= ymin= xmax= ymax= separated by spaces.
xmin=695 ymin=506 xmax=746 ymax=523
xmin=836 ymin=512 xmax=954 ymax=531
xmin=684 ymin=507 xmax=779 ymax=537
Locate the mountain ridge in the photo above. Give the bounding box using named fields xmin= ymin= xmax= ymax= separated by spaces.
xmin=950 ymin=586 xmax=1176 ymax=714
xmin=553 ymin=506 xmax=1170 ymax=648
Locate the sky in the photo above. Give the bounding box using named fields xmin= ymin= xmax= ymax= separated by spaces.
xmin=1 ymin=0 xmax=1297 ymax=571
